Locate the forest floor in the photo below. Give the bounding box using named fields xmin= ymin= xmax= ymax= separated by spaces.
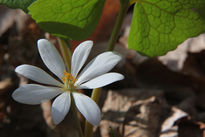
xmin=0 ymin=1 xmax=205 ymax=137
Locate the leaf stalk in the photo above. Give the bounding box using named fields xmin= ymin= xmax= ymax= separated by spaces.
xmin=85 ymin=1 xmax=130 ymax=137
xmin=57 ymin=38 xmax=72 ymax=72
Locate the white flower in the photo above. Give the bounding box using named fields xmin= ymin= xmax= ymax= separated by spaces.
xmin=12 ymin=39 xmax=124 ymax=125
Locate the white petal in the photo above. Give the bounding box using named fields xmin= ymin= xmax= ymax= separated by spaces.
xmin=71 ymin=41 xmax=93 ymax=78
xmin=12 ymin=84 xmax=62 ymax=105
xmin=75 ymin=52 xmax=122 ymax=86
xmin=77 ymin=73 xmax=124 ymax=89
xmin=73 ymin=93 xmax=101 ymax=125
xmin=38 ymin=39 xmax=66 ymax=80
xmin=15 ymin=64 xmax=62 ymax=86
xmin=51 ymin=92 xmax=71 ymax=125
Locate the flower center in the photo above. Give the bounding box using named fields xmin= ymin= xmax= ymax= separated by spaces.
xmin=61 ymin=71 xmax=76 ymax=91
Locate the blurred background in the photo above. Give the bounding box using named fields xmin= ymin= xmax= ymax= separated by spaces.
xmin=0 ymin=0 xmax=205 ymax=137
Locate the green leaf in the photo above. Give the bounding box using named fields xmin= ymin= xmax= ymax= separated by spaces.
xmin=128 ymin=0 xmax=205 ymax=57
xmin=0 ymin=0 xmax=36 ymax=12
xmin=28 ymin=0 xmax=105 ymax=40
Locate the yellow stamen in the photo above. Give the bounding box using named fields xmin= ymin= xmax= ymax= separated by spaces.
xmin=61 ymin=71 xmax=77 ymax=91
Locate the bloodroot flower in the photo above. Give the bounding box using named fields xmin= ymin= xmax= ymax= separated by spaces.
xmin=12 ymin=39 xmax=124 ymax=125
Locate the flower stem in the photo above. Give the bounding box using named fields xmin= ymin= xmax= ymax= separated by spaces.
xmin=57 ymin=38 xmax=72 ymax=72
xmin=58 ymin=38 xmax=83 ymax=136
xmin=71 ymin=93 xmax=84 ymax=137
xmin=84 ymin=1 xmax=130 ymax=137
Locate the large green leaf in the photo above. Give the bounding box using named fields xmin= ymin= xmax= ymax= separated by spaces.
xmin=0 ymin=0 xmax=36 ymax=12
xmin=28 ymin=0 xmax=105 ymax=40
xmin=128 ymin=0 xmax=205 ymax=57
